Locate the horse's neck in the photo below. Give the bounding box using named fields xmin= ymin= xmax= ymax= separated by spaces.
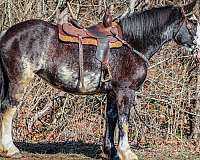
xmin=119 ymin=10 xmax=178 ymax=60
xmin=129 ymin=25 xmax=174 ymax=60
xmin=147 ymin=26 xmax=174 ymax=59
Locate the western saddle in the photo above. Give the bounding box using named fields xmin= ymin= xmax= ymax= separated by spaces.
xmin=58 ymin=6 xmax=123 ymax=90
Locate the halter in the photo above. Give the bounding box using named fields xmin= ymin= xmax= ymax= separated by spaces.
xmin=174 ymin=7 xmax=196 ymax=44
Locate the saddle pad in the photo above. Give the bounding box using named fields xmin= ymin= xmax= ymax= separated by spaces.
xmin=58 ymin=25 xmax=123 ymax=48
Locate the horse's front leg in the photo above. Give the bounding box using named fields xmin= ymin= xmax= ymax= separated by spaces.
xmin=0 ymin=105 xmax=20 ymax=158
xmin=116 ymin=88 xmax=138 ymax=160
xmin=103 ymin=91 xmax=119 ymax=159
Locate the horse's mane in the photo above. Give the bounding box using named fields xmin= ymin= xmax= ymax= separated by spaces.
xmin=119 ymin=6 xmax=182 ymax=45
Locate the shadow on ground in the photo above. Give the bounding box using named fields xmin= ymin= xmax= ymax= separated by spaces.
xmin=15 ymin=141 xmax=102 ymax=159
xmin=9 ymin=141 xmax=200 ymax=160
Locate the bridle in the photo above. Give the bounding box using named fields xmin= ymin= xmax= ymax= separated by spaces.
xmin=174 ymin=7 xmax=197 ymax=46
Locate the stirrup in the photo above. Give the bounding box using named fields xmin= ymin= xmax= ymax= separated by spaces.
xmin=101 ymin=63 xmax=112 ymax=82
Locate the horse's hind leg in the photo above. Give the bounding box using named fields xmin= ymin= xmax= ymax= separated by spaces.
xmin=116 ymin=88 xmax=138 ymax=160
xmin=103 ymin=91 xmax=119 ymax=159
xmin=0 ymin=106 xmax=21 ymax=158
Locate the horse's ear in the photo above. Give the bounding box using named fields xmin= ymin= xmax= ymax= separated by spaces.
xmin=183 ymin=0 xmax=197 ymax=14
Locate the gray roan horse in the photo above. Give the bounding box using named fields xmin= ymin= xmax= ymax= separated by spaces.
xmin=0 ymin=1 xmax=200 ymax=160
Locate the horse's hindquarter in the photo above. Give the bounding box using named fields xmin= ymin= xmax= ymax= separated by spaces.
xmin=0 ymin=20 xmax=52 ymax=100
xmin=0 ymin=20 xmax=57 ymax=80
xmin=0 ymin=20 xmax=102 ymax=101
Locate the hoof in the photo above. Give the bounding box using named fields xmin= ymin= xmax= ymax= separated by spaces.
xmin=7 ymin=152 xmax=22 ymax=158
xmin=100 ymin=153 xmax=108 ymax=160
xmin=101 ymin=153 xmax=120 ymax=160
xmin=0 ymin=145 xmax=21 ymax=158
xmin=5 ymin=153 xmax=22 ymax=159
xmin=118 ymin=148 xmax=138 ymax=160
xmin=0 ymin=152 xmax=22 ymax=159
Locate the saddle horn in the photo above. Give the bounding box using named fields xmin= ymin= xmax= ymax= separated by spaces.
xmin=103 ymin=5 xmax=114 ymax=28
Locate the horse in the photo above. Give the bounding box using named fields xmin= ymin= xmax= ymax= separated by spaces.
xmin=0 ymin=1 xmax=200 ymax=159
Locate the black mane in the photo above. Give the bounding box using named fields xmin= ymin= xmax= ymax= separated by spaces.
xmin=119 ymin=6 xmax=182 ymax=50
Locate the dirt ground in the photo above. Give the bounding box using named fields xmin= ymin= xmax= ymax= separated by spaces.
xmin=3 ymin=141 xmax=200 ymax=160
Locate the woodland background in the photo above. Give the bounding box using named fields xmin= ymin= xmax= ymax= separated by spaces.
xmin=1 ymin=0 xmax=200 ymax=159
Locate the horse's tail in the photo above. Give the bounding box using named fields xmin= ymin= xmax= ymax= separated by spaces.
xmin=0 ymin=30 xmax=10 ymax=112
